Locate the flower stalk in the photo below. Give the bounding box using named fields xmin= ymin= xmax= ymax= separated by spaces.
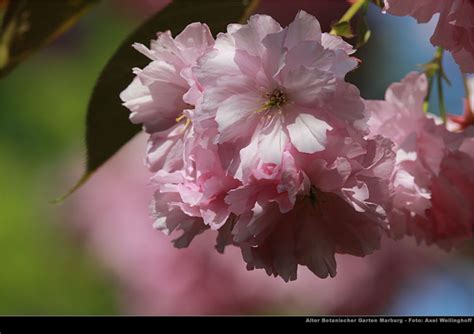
xmin=463 ymin=74 xmax=470 ymax=99
xmin=423 ymin=47 xmax=449 ymax=123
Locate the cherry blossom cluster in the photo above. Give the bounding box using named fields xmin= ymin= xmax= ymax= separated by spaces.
xmin=121 ymin=10 xmax=474 ymax=281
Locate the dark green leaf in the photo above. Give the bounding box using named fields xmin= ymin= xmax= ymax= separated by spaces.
xmin=69 ymin=0 xmax=260 ymax=198
xmin=330 ymin=21 xmax=354 ymax=38
xmin=0 ymin=0 xmax=97 ymax=77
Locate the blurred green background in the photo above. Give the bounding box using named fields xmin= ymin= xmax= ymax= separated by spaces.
xmin=0 ymin=1 xmax=142 ymax=314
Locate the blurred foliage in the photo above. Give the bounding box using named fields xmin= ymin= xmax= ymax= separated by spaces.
xmin=0 ymin=2 xmax=142 ymax=314
xmin=0 ymin=0 xmax=98 ymax=77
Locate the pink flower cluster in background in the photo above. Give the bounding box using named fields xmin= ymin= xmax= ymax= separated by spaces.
xmin=121 ymin=11 xmax=474 ymax=281
xmin=367 ymin=72 xmax=474 ymax=249
xmin=384 ymin=0 xmax=474 ymax=73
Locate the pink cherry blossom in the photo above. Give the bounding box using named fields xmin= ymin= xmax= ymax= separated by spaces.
xmin=151 ymin=126 xmax=240 ymax=239
xmin=120 ymin=22 xmax=214 ymax=173
xmin=66 ymin=134 xmax=432 ymax=315
xmin=122 ymin=11 xmax=395 ymax=281
xmin=119 ymin=22 xmax=240 ymax=242
xmin=366 ymin=71 xmax=474 ymax=249
xmin=195 ymin=10 xmax=364 ymax=174
xmin=220 ymin=132 xmax=394 ymax=281
xmin=384 ymin=0 xmax=474 ymax=73
xmin=120 ymin=22 xmax=214 ymax=132
xmin=183 ymin=11 xmax=393 ymax=280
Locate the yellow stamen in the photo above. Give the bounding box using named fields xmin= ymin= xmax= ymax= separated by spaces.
xmin=175 ymin=114 xmax=186 ymax=123
xmin=175 ymin=113 xmax=192 ymax=132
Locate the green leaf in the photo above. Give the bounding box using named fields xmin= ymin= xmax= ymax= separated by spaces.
xmin=0 ymin=0 xmax=97 ymax=77
xmin=330 ymin=21 xmax=354 ymax=38
xmin=64 ymin=0 xmax=260 ymax=199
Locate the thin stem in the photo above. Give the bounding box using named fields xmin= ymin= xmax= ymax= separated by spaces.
xmin=462 ymin=73 xmax=471 ymax=104
xmin=330 ymin=0 xmax=369 ymax=35
xmin=424 ymin=47 xmax=443 ymax=113
xmin=437 ymin=71 xmax=447 ymax=124
xmin=340 ymin=0 xmax=369 ymax=22
xmin=435 ymin=47 xmax=447 ymax=123
xmin=423 ymin=75 xmax=434 ymax=113
xmin=423 ymin=47 xmax=448 ymax=123
xmin=434 ymin=46 xmax=443 ymax=62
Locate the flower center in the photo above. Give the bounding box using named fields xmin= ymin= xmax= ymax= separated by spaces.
xmin=265 ymin=89 xmax=288 ymax=108
xmin=256 ymin=88 xmax=289 ymax=114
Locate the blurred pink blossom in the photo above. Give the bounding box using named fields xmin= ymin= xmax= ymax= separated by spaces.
xmin=367 ymin=72 xmax=474 ymax=249
xmin=384 ymin=0 xmax=474 ymax=73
